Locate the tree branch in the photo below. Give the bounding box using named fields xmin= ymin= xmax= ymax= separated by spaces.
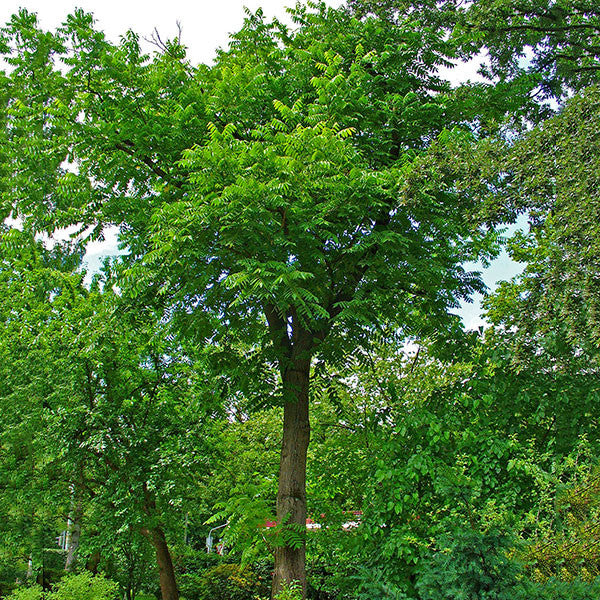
xmin=114 ymin=141 xmax=184 ymax=189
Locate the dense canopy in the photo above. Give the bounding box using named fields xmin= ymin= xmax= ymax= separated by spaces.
xmin=0 ymin=1 xmax=598 ymax=600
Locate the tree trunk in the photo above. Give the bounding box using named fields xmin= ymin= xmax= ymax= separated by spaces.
xmin=141 ymin=484 xmax=179 ymax=600
xmin=65 ymin=501 xmax=83 ymax=571
xmin=86 ymin=549 xmax=101 ymax=574
xmin=26 ymin=554 xmax=34 ymax=581
xmin=146 ymin=526 xmax=179 ymax=600
xmin=271 ymin=358 xmax=311 ymax=599
xmin=142 ymin=482 xmax=179 ymax=600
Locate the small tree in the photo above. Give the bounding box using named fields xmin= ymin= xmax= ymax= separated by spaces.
xmin=0 ymin=231 xmax=212 ymax=600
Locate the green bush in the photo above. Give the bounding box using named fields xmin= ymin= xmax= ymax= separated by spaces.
xmin=48 ymin=573 xmax=118 ymax=600
xmin=274 ymin=581 xmax=302 ymax=600
xmin=7 ymin=573 xmax=118 ymax=600
xmin=353 ymin=568 xmax=411 ymax=600
xmin=6 ymin=586 xmax=45 ymax=600
xmin=184 ymin=563 xmax=269 ymax=600
xmin=415 ymin=527 xmax=600 ymax=600
xmin=416 ymin=528 xmax=522 ymax=600
xmin=522 ymin=577 xmax=600 ymax=599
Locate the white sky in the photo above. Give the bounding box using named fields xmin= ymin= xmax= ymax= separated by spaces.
xmin=0 ymin=1 xmax=335 ymax=65
xmin=1 ymin=0 xmax=522 ymax=329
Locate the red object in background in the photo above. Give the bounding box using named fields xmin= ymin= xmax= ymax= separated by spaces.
xmin=263 ymin=511 xmax=362 ymax=529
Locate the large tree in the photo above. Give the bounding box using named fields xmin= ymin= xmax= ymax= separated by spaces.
xmin=1 ymin=4 xmax=517 ymax=596
xmin=349 ymin=0 xmax=600 ymax=100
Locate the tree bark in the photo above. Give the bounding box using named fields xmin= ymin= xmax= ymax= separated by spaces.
xmin=26 ymin=554 xmax=34 ymax=581
xmin=271 ymin=356 xmax=311 ymax=599
xmin=141 ymin=486 xmax=179 ymax=600
xmin=145 ymin=526 xmax=179 ymax=600
xmin=64 ymin=500 xmax=83 ymax=571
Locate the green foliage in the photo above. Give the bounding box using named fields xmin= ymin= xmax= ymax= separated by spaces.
xmin=188 ymin=563 xmax=269 ymax=600
xmin=2 ymin=2 xmax=599 ymax=599
xmin=319 ymin=333 xmax=599 ymax=597
xmin=487 ymin=86 xmax=600 ymax=362
xmin=352 ymin=569 xmax=410 ymax=600
xmin=6 ymin=587 xmax=45 ymax=600
xmin=416 ymin=528 xmax=522 ymax=600
xmin=521 ymin=577 xmax=600 ymax=600
xmin=415 ymin=526 xmax=600 ymax=600
xmin=523 ymin=464 xmax=600 ymax=583
xmin=274 ymin=580 xmax=302 ymax=600
xmin=349 ymin=0 xmax=600 ymax=100
xmin=0 ymin=1 xmax=507 ymax=359
xmin=0 ymin=11 xmax=511 ymax=594
xmin=0 ymin=231 xmax=212 ymax=596
xmin=46 ymin=573 xmax=119 ymax=600
xmin=7 ymin=573 xmax=119 ymax=600
xmin=460 ymin=0 xmax=600 ymax=99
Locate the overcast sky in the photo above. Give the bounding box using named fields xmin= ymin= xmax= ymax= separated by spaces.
xmin=0 ymin=0 xmax=337 ymax=65
xmin=1 ymin=0 xmax=524 ymax=329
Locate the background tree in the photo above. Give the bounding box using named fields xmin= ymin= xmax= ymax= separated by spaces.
xmin=486 ymin=85 xmax=600 ymax=363
xmin=0 ymin=230 xmax=216 ymax=600
xmin=348 ymin=0 xmax=600 ymax=101
xmin=0 ymin=229 xmax=85 ymax=593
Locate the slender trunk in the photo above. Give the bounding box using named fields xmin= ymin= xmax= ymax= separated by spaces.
xmin=144 ymin=526 xmax=179 ymax=600
xmin=271 ymin=358 xmax=311 ymax=599
xmin=65 ymin=501 xmax=83 ymax=571
xmin=141 ymin=486 xmax=179 ymax=600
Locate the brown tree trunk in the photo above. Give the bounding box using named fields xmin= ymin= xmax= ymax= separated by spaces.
xmin=271 ymin=357 xmax=311 ymax=599
xmin=145 ymin=526 xmax=179 ymax=600
xmin=141 ymin=486 xmax=179 ymax=600
xmin=86 ymin=549 xmax=101 ymax=574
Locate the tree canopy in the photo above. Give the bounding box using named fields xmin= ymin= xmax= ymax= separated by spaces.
xmin=0 ymin=1 xmax=598 ymax=599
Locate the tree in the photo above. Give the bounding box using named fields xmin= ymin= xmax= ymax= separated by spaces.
xmin=1 ymin=5 xmax=516 ymax=596
xmin=349 ymin=0 xmax=600 ymax=101
xmin=457 ymin=0 xmax=600 ymax=99
xmin=0 ymin=230 xmax=215 ymax=600
xmin=0 ymin=229 xmax=85 ymax=592
xmin=486 ymin=85 xmax=600 ymax=364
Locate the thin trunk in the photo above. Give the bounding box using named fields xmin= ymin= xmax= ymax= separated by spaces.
xmin=271 ymin=358 xmax=311 ymax=599
xmin=141 ymin=486 xmax=179 ymax=600
xmin=65 ymin=501 xmax=83 ymax=571
xmin=144 ymin=526 xmax=179 ymax=600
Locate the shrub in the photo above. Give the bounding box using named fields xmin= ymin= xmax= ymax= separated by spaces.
xmin=6 ymin=586 xmax=45 ymax=600
xmin=352 ymin=568 xmax=411 ymax=600
xmin=185 ymin=563 xmax=269 ymax=600
xmin=522 ymin=577 xmax=600 ymax=600
xmin=48 ymin=573 xmax=118 ymax=600
xmin=415 ymin=527 xmax=600 ymax=600
xmin=274 ymin=581 xmax=302 ymax=600
xmin=522 ymin=466 xmax=600 ymax=583
xmin=7 ymin=573 xmax=119 ymax=600
xmin=416 ymin=528 xmax=521 ymax=600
